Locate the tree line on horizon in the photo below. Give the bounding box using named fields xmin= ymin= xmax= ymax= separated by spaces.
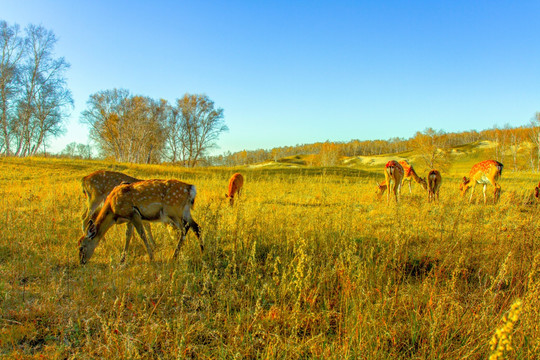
xmin=206 ymin=121 xmax=540 ymax=172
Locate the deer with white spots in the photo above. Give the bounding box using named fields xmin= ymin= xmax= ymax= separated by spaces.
xmin=460 ymin=160 xmax=503 ymax=204
xmin=81 ymin=170 xmax=155 ymax=248
xmin=225 ymin=173 xmax=244 ymax=206
xmin=78 ymin=179 xmax=202 ymax=265
xmin=399 ymin=160 xmax=427 ymax=193
xmin=426 ymin=169 xmax=442 ymax=203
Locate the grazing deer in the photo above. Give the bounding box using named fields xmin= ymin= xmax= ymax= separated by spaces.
xmin=78 ymin=179 xmax=202 ymax=265
xmin=460 ymin=160 xmax=504 ymax=204
xmin=226 ymin=173 xmax=244 ymax=206
xmin=375 ymin=179 xmax=388 ymax=198
xmin=427 ymin=169 xmax=442 ymax=203
xmin=384 ymin=160 xmax=404 ymax=203
xmin=81 ymin=170 xmax=154 ymax=248
xmin=399 ymin=160 xmax=427 ymax=193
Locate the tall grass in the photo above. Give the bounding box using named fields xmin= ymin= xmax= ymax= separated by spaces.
xmin=0 ymin=156 xmax=539 ymax=359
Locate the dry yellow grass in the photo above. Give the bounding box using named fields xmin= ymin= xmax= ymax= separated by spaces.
xmin=0 ymin=156 xmax=539 ymax=359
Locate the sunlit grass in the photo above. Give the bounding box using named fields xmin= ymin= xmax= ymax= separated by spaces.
xmin=0 ymin=155 xmax=539 ymax=359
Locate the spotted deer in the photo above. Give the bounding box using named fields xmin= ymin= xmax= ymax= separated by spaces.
xmin=399 ymin=160 xmax=427 ymax=193
xmin=535 ymin=181 xmax=540 ymax=200
xmin=81 ymin=170 xmax=154 ymax=248
xmin=383 ymin=160 xmax=404 ymax=203
xmin=78 ymin=179 xmax=202 ymax=265
xmin=427 ymin=169 xmax=442 ymax=203
xmin=225 ymin=173 xmax=244 ymax=206
xmin=460 ymin=160 xmax=504 ymax=204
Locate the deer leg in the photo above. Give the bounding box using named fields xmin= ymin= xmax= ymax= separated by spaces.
xmin=493 ymin=183 xmax=501 ymax=203
xmin=482 ymin=184 xmax=487 ymax=204
xmin=169 ymin=220 xmax=187 ymax=260
xmin=143 ymin=223 xmax=155 ymax=249
xmin=81 ymin=207 xmax=89 ymax=232
xmin=486 ymin=177 xmax=501 ymax=204
xmin=82 ymin=202 xmax=99 ymax=231
xmin=188 ymin=218 xmax=203 ymax=252
xmin=120 ymin=223 xmax=135 ymax=263
xmin=468 ymin=184 xmax=475 ymax=203
xmin=132 ymin=214 xmax=154 ymax=262
xmin=494 ymin=187 xmax=500 ymax=203
xmin=408 ymin=180 xmax=412 ymax=194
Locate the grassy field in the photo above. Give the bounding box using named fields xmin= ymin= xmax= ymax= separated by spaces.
xmin=1 ymin=153 xmax=540 ymax=359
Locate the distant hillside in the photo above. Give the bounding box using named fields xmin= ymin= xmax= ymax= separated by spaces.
xmin=240 ymin=139 xmax=537 ymax=176
xmin=206 ymin=125 xmax=535 ymax=169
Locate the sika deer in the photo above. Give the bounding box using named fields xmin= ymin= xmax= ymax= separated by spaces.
xmin=225 ymin=173 xmax=244 ymax=206
xmin=460 ymin=160 xmax=503 ymax=204
xmin=78 ymin=179 xmax=202 ymax=264
xmin=81 ymin=170 xmax=154 ymax=249
xmin=384 ymin=160 xmax=404 ymax=203
xmin=426 ymin=169 xmax=442 ymax=203
xmin=399 ymin=160 xmax=427 ymax=193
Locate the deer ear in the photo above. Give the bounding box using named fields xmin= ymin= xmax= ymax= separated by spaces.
xmin=87 ymin=220 xmax=97 ymax=238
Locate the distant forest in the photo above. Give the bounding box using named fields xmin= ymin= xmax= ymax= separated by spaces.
xmin=206 ymin=122 xmax=540 ymax=171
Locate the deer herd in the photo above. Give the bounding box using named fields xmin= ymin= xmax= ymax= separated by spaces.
xmin=77 ymin=159 xmax=520 ymax=265
xmin=376 ymin=159 xmax=504 ymax=205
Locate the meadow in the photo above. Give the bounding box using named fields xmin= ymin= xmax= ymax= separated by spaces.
xmin=1 ymin=152 xmax=539 ymax=359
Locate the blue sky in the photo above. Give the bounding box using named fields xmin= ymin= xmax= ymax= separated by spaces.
xmin=2 ymin=1 xmax=539 ymax=155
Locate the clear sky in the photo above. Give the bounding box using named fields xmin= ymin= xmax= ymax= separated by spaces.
xmin=2 ymin=1 xmax=539 ymax=155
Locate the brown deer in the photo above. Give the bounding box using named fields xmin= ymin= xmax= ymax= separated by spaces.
xmin=78 ymin=179 xmax=202 ymax=264
xmin=383 ymin=160 xmax=404 ymax=203
xmin=460 ymin=160 xmax=503 ymax=204
xmin=426 ymin=169 xmax=442 ymax=203
xmin=534 ymin=181 xmax=540 ymax=201
xmin=81 ymin=170 xmax=154 ymax=248
xmin=375 ymin=179 xmax=388 ymax=198
xmin=225 ymin=173 xmax=244 ymax=206
xmin=399 ymin=160 xmax=427 ymax=193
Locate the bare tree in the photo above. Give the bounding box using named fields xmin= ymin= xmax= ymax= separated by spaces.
xmin=76 ymin=143 xmax=92 ymax=159
xmin=164 ymin=105 xmax=184 ymax=163
xmin=169 ymin=94 xmax=227 ymax=167
xmin=410 ymin=128 xmax=451 ymax=171
xmin=8 ymin=24 xmax=72 ymax=156
xmin=0 ymin=21 xmax=24 ymax=155
xmin=81 ymin=88 xmax=130 ymax=159
xmin=81 ymin=89 xmax=167 ymax=163
xmin=61 ymin=141 xmax=77 ymax=157
xmin=530 ymin=113 xmax=540 ymax=172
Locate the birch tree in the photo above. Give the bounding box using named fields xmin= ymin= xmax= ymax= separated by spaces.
xmin=13 ymin=24 xmax=72 ymax=156
xmin=0 ymin=21 xmax=24 ymax=155
xmin=167 ymin=94 xmax=227 ymax=167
